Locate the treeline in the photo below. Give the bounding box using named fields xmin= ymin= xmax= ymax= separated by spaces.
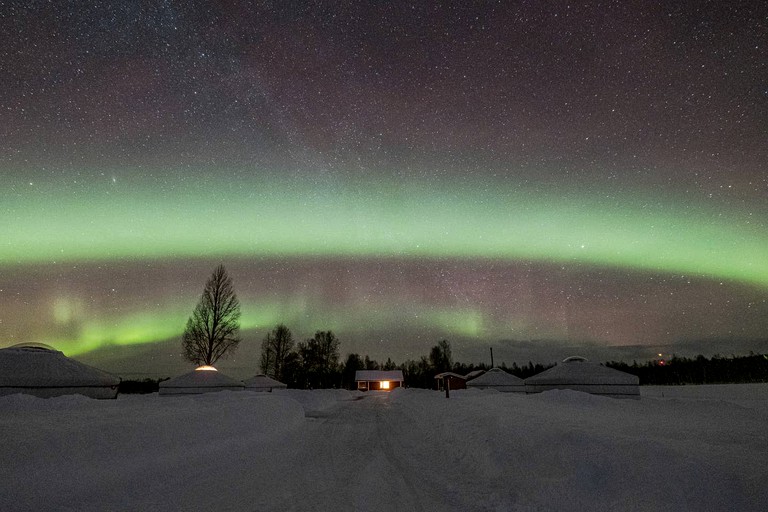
xmin=258 ymin=325 xmax=768 ymax=389
xmin=260 ymin=324 xmax=342 ymax=389
xmin=260 ymin=332 xmax=556 ymax=390
xmin=606 ymin=353 xmax=768 ymax=385
xmin=260 ymin=332 xmax=475 ymax=389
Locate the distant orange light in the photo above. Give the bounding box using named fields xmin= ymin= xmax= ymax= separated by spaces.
xmin=381 ymin=381 xmax=390 ymax=389
xmin=196 ymin=365 xmax=218 ymax=371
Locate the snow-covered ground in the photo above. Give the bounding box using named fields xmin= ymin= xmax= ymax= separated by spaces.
xmin=1 ymin=385 xmax=766 ymax=511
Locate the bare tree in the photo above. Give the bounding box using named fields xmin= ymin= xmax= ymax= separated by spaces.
xmin=260 ymin=323 xmax=295 ymax=382
xmin=182 ymin=264 xmax=241 ymax=366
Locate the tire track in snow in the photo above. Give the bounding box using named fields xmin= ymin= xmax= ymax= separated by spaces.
xmin=279 ymin=393 xmax=430 ymax=511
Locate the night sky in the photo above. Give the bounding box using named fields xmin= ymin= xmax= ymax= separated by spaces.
xmin=2 ymin=1 xmax=767 ymax=378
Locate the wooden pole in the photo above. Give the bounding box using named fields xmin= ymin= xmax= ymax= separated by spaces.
xmin=445 ymin=377 xmax=450 ymax=399
xmin=490 ymin=347 xmax=494 ymax=367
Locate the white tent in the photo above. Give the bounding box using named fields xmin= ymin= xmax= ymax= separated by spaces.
xmin=159 ymin=366 xmax=244 ymax=396
xmin=466 ymin=368 xmax=525 ymax=393
xmin=0 ymin=344 xmax=120 ymax=399
xmin=524 ymin=356 xmax=640 ymax=399
xmin=244 ymin=374 xmax=287 ymax=392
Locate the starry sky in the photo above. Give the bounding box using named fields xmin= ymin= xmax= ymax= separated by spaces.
xmin=1 ymin=1 xmax=767 ymax=378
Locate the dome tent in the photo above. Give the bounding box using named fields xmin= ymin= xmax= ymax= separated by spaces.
xmin=0 ymin=343 xmax=120 ymax=399
xmin=466 ymin=368 xmax=525 ymax=393
xmin=524 ymin=356 xmax=640 ymax=399
xmin=159 ymin=365 xmax=244 ymax=395
xmin=244 ymin=374 xmax=287 ymax=392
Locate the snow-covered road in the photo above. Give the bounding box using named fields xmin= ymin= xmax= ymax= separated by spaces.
xmin=280 ymin=393 xmax=436 ymax=511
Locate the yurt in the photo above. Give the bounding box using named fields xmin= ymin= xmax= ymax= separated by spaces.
xmin=244 ymin=374 xmax=287 ymax=392
xmin=524 ymin=356 xmax=640 ymax=399
xmin=466 ymin=367 xmax=525 ymax=393
xmin=0 ymin=343 xmax=120 ymax=399
xmin=159 ymin=365 xmax=244 ymax=396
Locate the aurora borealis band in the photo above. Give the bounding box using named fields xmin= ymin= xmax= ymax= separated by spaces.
xmin=4 ymin=172 xmax=768 ymax=286
xmin=1 ymin=1 xmax=767 ymax=377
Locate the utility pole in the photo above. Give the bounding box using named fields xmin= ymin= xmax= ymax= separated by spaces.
xmin=490 ymin=347 xmax=494 ymax=368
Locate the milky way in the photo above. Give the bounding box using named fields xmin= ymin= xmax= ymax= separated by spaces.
xmin=1 ymin=2 xmax=766 ymax=376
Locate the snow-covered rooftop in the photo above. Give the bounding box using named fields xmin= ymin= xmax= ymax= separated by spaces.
xmin=354 ymin=370 xmax=404 ymax=382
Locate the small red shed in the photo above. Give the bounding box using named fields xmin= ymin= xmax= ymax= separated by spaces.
xmin=355 ymin=370 xmax=404 ymax=391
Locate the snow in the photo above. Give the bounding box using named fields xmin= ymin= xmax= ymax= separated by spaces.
xmin=1 ymin=385 xmax=766 ymax=511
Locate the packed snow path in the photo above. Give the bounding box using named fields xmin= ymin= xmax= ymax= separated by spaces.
xmin=1 ymin=386 xmax=767 ymax=511
xmin=283 ymin=393 xmax=438 ymax=511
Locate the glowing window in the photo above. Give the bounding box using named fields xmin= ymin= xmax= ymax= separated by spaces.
xmin=381 ymin=381 xmax=390 ymax=389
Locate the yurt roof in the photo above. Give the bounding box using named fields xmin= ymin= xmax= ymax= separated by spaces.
xmin=0 ymin=346 xmax=120 ymax=388
xmin=244 ymin=374 xmax=287 ymax=389
xmin=160 ymin=367 xmax=244 ymax=390
xmin=464 ymin=369 xmax=485 ymax=381
xmin=467 ymin=368 xmax=523 ymax=386
xmin=525 ymin=357 xmax=638 ymax=386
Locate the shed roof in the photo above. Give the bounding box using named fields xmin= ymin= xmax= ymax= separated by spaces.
xmin=355 ymin=370 xmax=404 ymax=382
xmin=434 ymin=372 xmax=466 ymax=380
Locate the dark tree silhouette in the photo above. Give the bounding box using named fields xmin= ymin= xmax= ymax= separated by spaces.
xmin=342 ymin=353 xmax=365 ymax=389
xmin=298 ymin=330 xmax=341 ymax=388
xmin=382 ymin=357 xmax=397 ymax=370
xmin=429 ymin=339 xmax=453 ymax=373
xmin=260 ymin=323 xmax=295 ymax=382
xmin=182 ymin=264 xmax=241 ymax=366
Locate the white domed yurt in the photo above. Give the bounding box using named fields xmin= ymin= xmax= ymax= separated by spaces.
xmin=466 ymin=367 xmax=525 ymax=393
xmin=524 ymin=356 xmax=640 ymax=399
xmin=0 ymin=343 xmax=120 ymax=399
xmin=159 ymin=365 xmax=244 ymax=396
xmin=244 ymin=374 xmax=287 ymax=392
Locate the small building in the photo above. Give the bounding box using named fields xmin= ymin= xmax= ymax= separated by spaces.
xmin=524 ymin=356 xmax=640 ymax=399
xmin=159 ymin=365 xmax=244 ymax=396
xmin=0 ymin=343 xmax=120 ymax=399
xmin=434 ymin=372 xmax=467 ymax=391
xmin=355 ymin=370 xmax=404 ymax=391
xmin=244 ymin=374 xmax=287 ymax=392
xmin=466 ymin=368 xmax=525 ymax=393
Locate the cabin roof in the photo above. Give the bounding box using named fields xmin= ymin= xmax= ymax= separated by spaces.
xmin=354 ymin=370 xmax=404 ymax=382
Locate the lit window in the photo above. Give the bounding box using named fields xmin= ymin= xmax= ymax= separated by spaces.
xmin=381 ymin=381 xmax=390 ymax=389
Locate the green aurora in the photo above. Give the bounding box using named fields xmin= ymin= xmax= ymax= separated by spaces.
xmin=4 ymin=172 xmax=767 ymax=287
xmin=38 ymin=297 xmax=488 ymax=357
xmin=3 ymin=171 xmax=766 ymax=361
